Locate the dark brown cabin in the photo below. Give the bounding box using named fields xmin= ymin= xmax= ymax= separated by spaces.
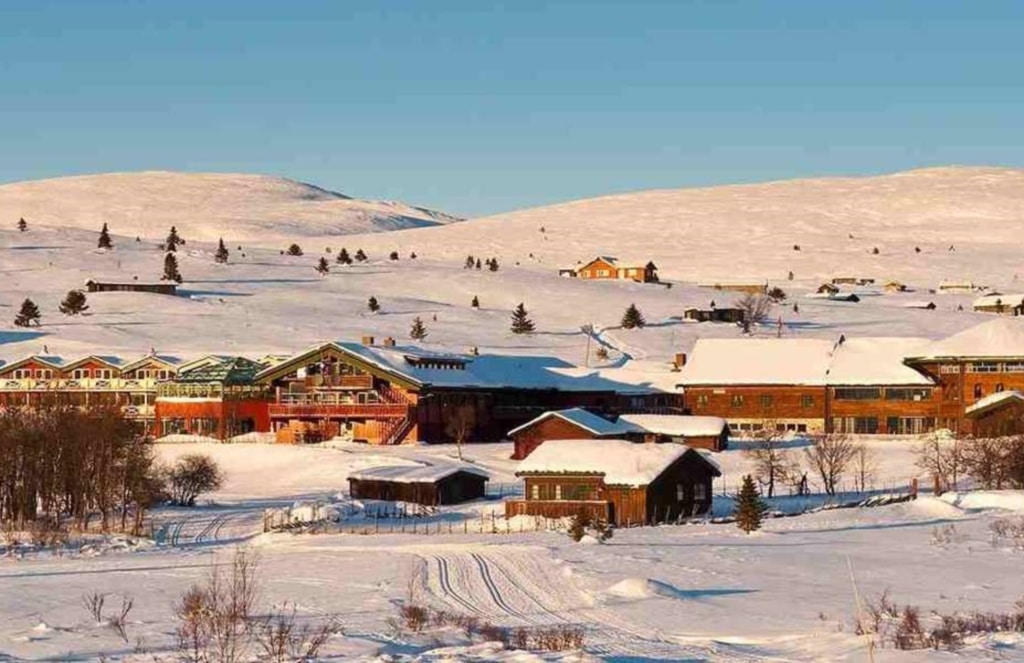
xmin=348 ymin=466 xmax=488 ymax=506
xmin=86 ymin=280 xmax=178 ymax=295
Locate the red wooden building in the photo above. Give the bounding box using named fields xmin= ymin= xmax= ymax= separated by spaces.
xmin=570 ymin=257 xmax=658 ymax=283
xmin=505 ymin=439 xmax=720 ymax=526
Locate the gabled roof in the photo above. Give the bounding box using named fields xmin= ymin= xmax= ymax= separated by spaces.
xmin=965 ymin=390 xmax=1024 ymax=417
xmin=972 ymin=293 xmax=1024 ymax=308
xmin=580 ymin=256 xmax=619 ymax=269
xmin=120 ymin=354 xmax=184 ymax=373
xmin=516 ymin=439 xmax=720 ymax=486
xmin=0 ymin=355 xmax=67 ymax=374
xmin=616 ymin=414 xmax=728 ymax=437
xmin=907 ymin=319 xmax=1024 ymax=361
xmin=826 ymin=338 xmax=933 ymax=386
xmin=507 ymin=408 xmax=630 ymax=438
xmin=348 ymin=462 xmax=489 ymax=484
xmin=175 ymin=356 xmax=266 ymax=385
xmin=62 ymin=355 xmax=127 ymax=371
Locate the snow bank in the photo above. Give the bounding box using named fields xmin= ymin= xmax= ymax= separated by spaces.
xmin=941 ymin=490 xmax=1024 ymax=512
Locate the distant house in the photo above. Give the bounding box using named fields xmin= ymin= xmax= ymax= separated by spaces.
xmin=816 ymin=283 xmax=840 ymax=295
xmin=508 ymin=407 xmax=631 ymax=460
xmin=697 ymin=281 xmax=768 ymax=295
xmin=558 ymin=267 xmax=578 ymax=278
xmin=832 ymin=277 xmax=874 ymax=286
xmin=505 ymin=439 xmax=721 ymax=526
xmin=85 ymin=279 xmax=178 ymax=295
xmin=574 ymin=257 xmax=657 ymax=283
xmin=884 ymin=281 xmax=909 ymax=293
xmin=348 ymin=464 xmax=489 ymax=506
xmin=806 ymin=290 xmax=861 ymax=303
xmin=972 ymin=293 xmax=1024 ymax=316
xmin=616 ymin=414 xmax=729 ymax=451
xmin=830 ymin=293 xmax=861 ymax=303
xmin=682 ymin=307 xmax=745 ymax=324
xmin=938 ymin=281 xmax=983 ymax=294
xmin=903 ymin=301 xmax=937 ymax=310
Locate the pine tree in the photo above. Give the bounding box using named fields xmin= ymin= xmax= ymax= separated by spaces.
xmin=734 ymin=475 xmax=767 ymax=534
xmin=510 ymin=303 xmax=535 ymax=334
xmin=409 ymin=316 xmax=428 ymax=341
xmin=464 ymin=255 xmax=475 ymax=269
xmin=367 ymin=296 xmax=380 ymax=313
xmin=488 ymin=257 xmax=499 ymax=272
xmin=410 ymin=252 xmax=417 ymax=259
xmin=214 ymin=238 xmax=229 ymax=264
xmin=475 ymin=258 xmax=482 ymax=270
xmin=162 ymin=253 xmax=183 ymax=283
xmin=621 ymin=303 xmax=646 ymax=329
xmin=471 ymin=295 xmax=480 ymax=308
xmin=337 ymin=248 xmax=352 ymax=265
xmin=315 ymin=257 xmax=330 ymax=275
xmin=97 ymin=223 xmax=113 ymax=249
xmin=166 ymin=226 xmax=183 ymax=252
xmin=389 ymin=251 xmax=399 ymax=261
xmin=286 ymin=243 xmax=303 ymax=257
xmin=14 ymin=298 xmax=41 ymax=327
xmin=17 ymin=218 xmax=27 ymax=232
xmin=59 ymin=290 xmax=89 ymax=316
xmin=355 ymin=249 xmax=367 ymax=262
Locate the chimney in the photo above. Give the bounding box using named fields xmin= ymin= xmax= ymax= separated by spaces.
xmin=673 ymin=352 xmax=687 ymax=370
xmin=361 ymin=335 xmax=375 ymax=346
xmin=382 ymin=337 xmax=396 ymax=347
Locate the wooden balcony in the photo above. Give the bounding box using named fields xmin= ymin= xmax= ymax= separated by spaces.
xmin=303 ymin=374 xmax=374 ymax=390
xmin=268 ymin=402 xmax=409 ymax=419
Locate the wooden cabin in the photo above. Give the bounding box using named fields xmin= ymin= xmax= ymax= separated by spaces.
xmin=884 ymin=281 xmax=909 ymax=293
xmin=348 ymin=464 xmax=489 ymax=505
xmin=683 ymin=307 xmax=745 ymax=324
xmin=973 ymin=294 xmax=1024 ymax=316
xmin=965 ymin=391 xmax=1024 ymax=438
xmin=508 ymin=408 xmax=630 ymax=459
xmin=86 ymin=279 xmax=178 ymax=295
xmin=575 ymin=257 xmax=658 ymax=283
xmin=505 ymin=439 xmax=720 ymax=526
xmin=816 ymin=283 xmax=840 ymax=296
xmin=697 ymin=281 xmax=768 ymax=295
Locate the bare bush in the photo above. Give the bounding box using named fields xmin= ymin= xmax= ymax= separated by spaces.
xmin=735 ymin=294 xmax=772 ymax=334
xmin=169 ymin=454 xmax=224 ymax=507
xmin=744 ymin=426 xmax=797 ymax=497
xmin=852 ymin=443 xmax=877 ymax=492
xmin=254 ymin=603 xmax=342 ymax=663
xmin=108 ymin=595 xmax=134 ymax=644
xmin=930 ymin=524 xmax=961 ymax=547
xmin=990 ymin=516 xmax=1024 ymax=551
xmin=83 ymin=592 xmax=106 ymax=623
xmin=804 ymin=434 xmax=857 ymax=495
xmin=916 ymin=435 xmax=965 ymax=494
xmin=399 ymin=604 xmax=429 ymax=632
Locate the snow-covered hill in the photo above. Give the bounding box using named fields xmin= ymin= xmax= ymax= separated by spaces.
xmin=360 ymin=166 xmax=1024 ymax=286
xmin=0 ymin=171 xmax=462 ymax=243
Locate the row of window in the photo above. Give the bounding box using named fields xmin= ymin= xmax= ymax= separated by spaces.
xmin=830 ymin=416 xmax=936 ymax=435
xmin=527 ymin=483 xmax=708 ymax=502
xmin=7 ymin=368 xmax=173 ymax=380
xmin=728 ymin=422 xmax=810 ymax=433
xmin=696 ymin=389 xmax=934 ymax=407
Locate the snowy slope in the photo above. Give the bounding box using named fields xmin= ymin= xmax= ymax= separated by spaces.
xmin=357 ymin=166 xmax=1024 ymax=286
xmin=0 ymin=171 xmax=462 ymax=243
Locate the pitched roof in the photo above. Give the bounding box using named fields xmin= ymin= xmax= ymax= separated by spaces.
xmin=908 ymin=319 xmax=1024 ymax=361
xmin=507 ymin=408 xmax=630 ymax=437
xmin=175 ymin=356 xmax=266 ymax=384
xmin=348 ymin=462 xmax=489 ymax=484
xmin=516 ymin=439 xmax=719 ymax=486
xmin=825 ymin=338 xmax=933 ymax=386
xmin=120 ymin=354 xmax=184 ymax=372
xmin=616 ymin=414 xmax=728 ymax=437
xmin=62 ymin=355 xmax=127 ymax=371
xmin=972 ymin=293 xmax=1024 ymax=308
xmin=965 ymin=390 xmax=1024 ymax=417
xmin=0 ymin=355 xmax=67 ymax=373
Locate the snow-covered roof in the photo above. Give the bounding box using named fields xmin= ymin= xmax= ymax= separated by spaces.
xmin=616 ymin=414 xmax=728 ymax=438
xmin=516 ymin=439 xmax=708 ymax=486
xmin=678 ymin=336 xmax=934 ymax=386
xmin=965 ymin=390 xmax=1024 ymax=417
xmin=62 ymin=355 xmax=127 ymax=370
xmin=972 ymin=293 xmax=1024 ymax=308
xmin=908 ymin=319 xmax=1024 ymax=360
xmin=677 ymin=338 xmax=837 ymax=386
xmin=507 ymin=408 xmax=629 ymax=437
xmin=348 ymin=462 xmax=489 ymax=484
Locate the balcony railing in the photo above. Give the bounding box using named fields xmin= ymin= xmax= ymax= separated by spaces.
xmin=0 ymin=378 xmax=160 ymax=391
xmin=268 ymin=402 xmax=409 ymax=418
xmin=302 ymin=374 xmax=374 ymax=390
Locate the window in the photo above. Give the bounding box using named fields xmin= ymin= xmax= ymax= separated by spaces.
xmin=1004 ymin=362 xmax=1024 ymax=373
xmin=676 ymin=484 xmax=685 ymax=501
xmin=939 ymin=364 xmax=961 ymax=374
xmin=884 ymin=388 xmax=931 ymax=401
xmin=36 ymin=369 xmax=52 ymax=379
xmin=694 ymin=483 xmax=708 ymax=502
xmin=759 ymin=395 xmax=773 ymax=408
xmin=696 ymin=394 xmax=709 ymax=408
xmin=530 ymin=484 xmax=539 ymax=500
xmin=800 ymin=395 xmax=814 ymax=408
xmin=996 ymin=383 xmax=1005 ymax=393
xmin=95 ymin=369 xmax=112 ymax=379
xmin=730 ymin=394 xmax=745 ymax=407
xmin=834 ymin=388 xmax=881 ymax=401
xmin=886 ymin=417 xmax=935 ymax=435
xmin=555 ymin=485 xmax=562 ymax=500
xmin=12 ymin=369 xmax=30 ymax=379
xmin=973 ymin=384 xmax=983 ymax=399
xmin=968 ymin=362 xmax=1000 ymax=373
xmin=832 ymin=417 xmax=879 ymax=434
xmin=72 ymin=368 xmax=88 ymax=379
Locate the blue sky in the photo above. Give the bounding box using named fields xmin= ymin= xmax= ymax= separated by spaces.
xmin=1 ymin=1 xmax=1022 ymax=216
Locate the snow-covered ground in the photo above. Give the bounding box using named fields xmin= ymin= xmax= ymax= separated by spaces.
xmin=3 ymin=441 xmax=1024 ymax=661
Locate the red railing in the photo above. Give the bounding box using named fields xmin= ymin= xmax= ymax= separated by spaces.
xmin=268 ymin=403 xmax=409 ymax=418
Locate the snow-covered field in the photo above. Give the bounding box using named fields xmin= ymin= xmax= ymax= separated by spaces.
xmin=3 ymin=167 xmax=1024 ymax=660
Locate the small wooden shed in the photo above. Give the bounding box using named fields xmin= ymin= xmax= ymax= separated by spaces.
xmin=965 ymin=391 xmax=1024 ymax=438
xmin=86 ymin=279 xmax=178 ymax=295
xmin=348 ymin=464 xmax=489 ymax=506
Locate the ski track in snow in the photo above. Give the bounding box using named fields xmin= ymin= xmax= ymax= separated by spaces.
xmin=420 ymin=546 xmax=752 ymax=661
xmin=157 ymin=507 xmax=264 ymax=547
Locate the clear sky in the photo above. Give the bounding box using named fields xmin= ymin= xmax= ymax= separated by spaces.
xmin=1 ymin=0 xmax=1023 ymax=217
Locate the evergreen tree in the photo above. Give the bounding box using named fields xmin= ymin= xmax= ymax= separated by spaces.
xmin=14 ymin=298 xmax=41 ymax=327
xmin=464 ymin=255 xmax=475 ymax=269
xmin=510 ymin=303 xmax=535 ymax=334
xmin=59 ymin=290 xmax=89 ymax=316
xmin=471 ymin=295 xmax=480 ymax=308
xmin=410 ymin=252 xmax=417 ymax=259
xmin=162 ymin=253 xmax=183 ymax=283
xmin=734 ymin=474 xmax=768 ymax=534
xmin=97 ymin=223 xmax=113 ymax=249
xmin=355 ymin=249 xmax=368 ymax=262
xmin=17 ymin=217 xmax=27 ymax=232
xmin=214 ymin=238 xmax=229 ymax=264
xmin=488 ymin=257 xmax=499 ymax=272
xmin=475 ymin=258 xmax=482 ymax=270
xmin=337 ymin=248 xmax=352 ymax=265
xmin=389 ymin=251 xmax=399 ymax=261
xmin=315 ymin=257 xmax=330 ymax=275
xmin=286 ymin=243 xmax=303 ymax=256
xmin=621 ymin=303 xmax=646 ymax=329
xmin=367 ymin=296 xmax=380 ymax=313
xmin=166 ymin=226 xmax=183 ymax=252
xmin=409 ymin=316 xmax=428 ymax=341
